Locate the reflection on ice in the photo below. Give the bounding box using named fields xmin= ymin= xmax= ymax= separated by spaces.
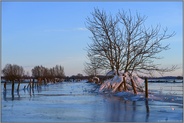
xmin=1 ymin=81 xmax=183 ymax=122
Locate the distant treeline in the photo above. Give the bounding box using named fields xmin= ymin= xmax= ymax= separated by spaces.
xmin=1 ymin=63 xmax=114 ymax=83
xmin=140 ymin=76 xmax=183 ymax=80
xmin=1 ymin=64 xmax=65 ymax=81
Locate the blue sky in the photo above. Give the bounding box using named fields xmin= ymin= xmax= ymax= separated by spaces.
xmin=2 ymin=1 xmax=183 ymax=76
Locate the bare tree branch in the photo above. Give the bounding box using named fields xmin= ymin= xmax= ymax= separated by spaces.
xmin=86 ymin=8 xmax=176 ymax=77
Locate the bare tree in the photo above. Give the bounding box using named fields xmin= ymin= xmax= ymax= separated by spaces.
xmin=118 ymin=10 xmax=176 ymax=76
xmin=2 ymin=64 xmax=24 ymax=97
xmin=2 ymin=64 xmax=24 ymax=81
xmin=32 ymin=65 xmax=52 ymax=84
xmin=86 ymin=9 xmax=124 ymax=75
xmin=32 ymin=65 xmax=45 ymax=79
xmin=84 ymin=53 xmax=102 ymax=76
xmin=32 ymin=65 xmax=65 ymax=84
xmin=86 ymin=8 xmax=176 ymax=77
xmin=53 ymin=65 xmax=65 ymax=78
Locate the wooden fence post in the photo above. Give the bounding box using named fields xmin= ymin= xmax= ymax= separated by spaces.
xmin=145 ymin=78 xmax=148 ymax=98
xmin=130 ymin=78 xmax=137 ymax=95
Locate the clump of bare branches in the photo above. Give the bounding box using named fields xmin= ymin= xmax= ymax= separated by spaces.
xmin=2 ymin=64 xmax=25 ymax=97
xmin=32 ymin=65 xmax=65 ymax=84
xmin=86 ymin=8 xmax=177 ymax=77
xmin=2 ymin=64 xmax=24 ymax=81
xmin=84 ymin=54 xmax=103 ymax=76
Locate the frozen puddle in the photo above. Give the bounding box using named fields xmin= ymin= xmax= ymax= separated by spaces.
xmin=1 ymin=81 xmax=183 ymax=122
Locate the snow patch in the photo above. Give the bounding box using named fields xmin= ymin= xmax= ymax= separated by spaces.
xmin=100 ymin=72 xmax=144 ymax=93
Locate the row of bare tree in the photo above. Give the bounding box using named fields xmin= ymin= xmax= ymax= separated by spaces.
xmin=2 ymin=64 xmax=65 ymax=92
xmin=84 ymin=8 xmax=177 ymax=77
xmin=2 ymin=64 xmax=65 ymax=81
xmin=32 ymin=65 xmax=65 ymax=80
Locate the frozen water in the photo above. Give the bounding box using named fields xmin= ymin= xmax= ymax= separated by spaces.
xmin=1 ymin=80 xmax=183 ymax=122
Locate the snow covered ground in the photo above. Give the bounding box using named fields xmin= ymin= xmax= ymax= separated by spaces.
xmin=1 ymin=80 xmax=183 ymax=122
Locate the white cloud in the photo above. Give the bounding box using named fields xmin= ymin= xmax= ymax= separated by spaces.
xmin=44 ymin=27 xmax=87 ymax=32
xmin=44 ymin=29 xmax=69 ymax=32
xmin=74 ymin=27 xmax=88 ymax=31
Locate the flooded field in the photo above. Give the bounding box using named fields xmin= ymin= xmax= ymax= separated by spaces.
xmin=1 ymin=80 xmax=183 ymax=122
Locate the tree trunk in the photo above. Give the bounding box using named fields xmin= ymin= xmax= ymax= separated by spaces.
xmin=116 ymin=69 xmax=119 ymax=76
xmin=32 ymin=79 xmax=35 ymax=88
xmin=38 ymin=78 xmax=42 ymax=86
xmin=44 ymin=78 xmax=47 ymax=85
xmin=123 ymin=76 xmax=127 ymax=91
xmin=12 ymin=80 xmax=15 ymax=93
xmin=4 ymin=82 xmax=7 ymax=90
xmin=12 ymin=80 xmax=15 ymax=100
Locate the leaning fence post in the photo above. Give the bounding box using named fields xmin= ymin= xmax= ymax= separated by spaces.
xmin=130 ymin=78 xmax=137 ymax=95
xmin=145 ymin=78 xmax=148 ymax=98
